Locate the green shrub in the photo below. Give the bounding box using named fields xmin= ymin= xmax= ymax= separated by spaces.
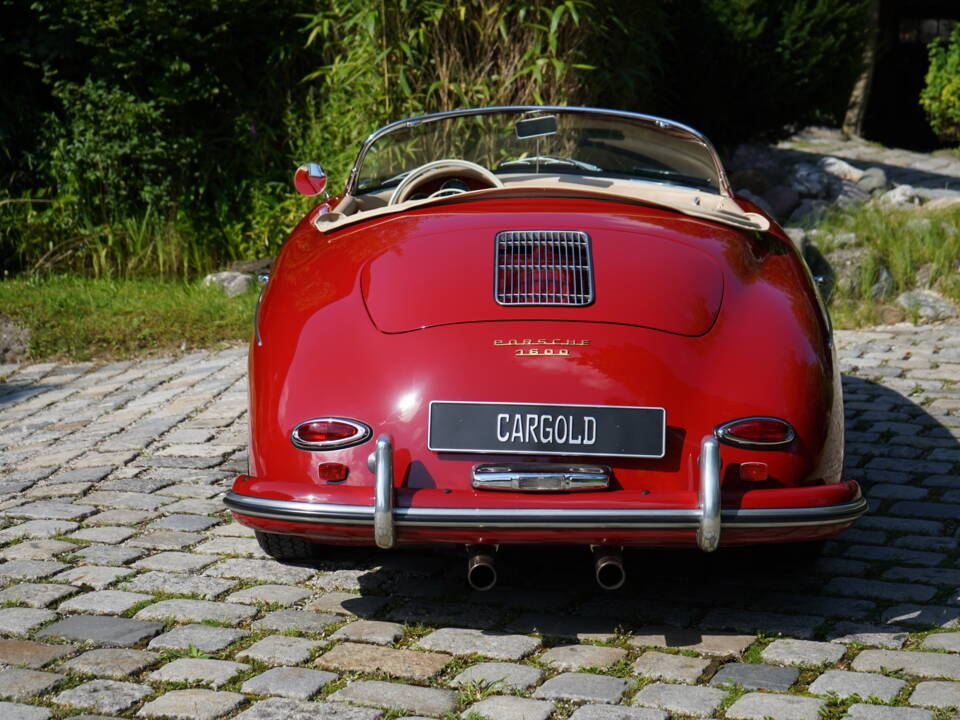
xmin=921 ymin=24 xmax=960 ymax=143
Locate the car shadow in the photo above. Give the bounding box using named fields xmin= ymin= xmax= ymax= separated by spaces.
xmin=302 ymin=375 xmax=958 ymax=642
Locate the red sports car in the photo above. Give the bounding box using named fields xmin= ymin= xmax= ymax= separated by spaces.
xmin=225 ymin=106 xmax=865 ymax=590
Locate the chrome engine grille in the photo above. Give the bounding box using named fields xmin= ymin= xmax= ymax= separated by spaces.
xmin=494 ymin=230 xmax=594 ymax=306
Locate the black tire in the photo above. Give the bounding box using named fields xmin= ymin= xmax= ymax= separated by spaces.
xmin=255 ymin=531 xmax=320 ymax=561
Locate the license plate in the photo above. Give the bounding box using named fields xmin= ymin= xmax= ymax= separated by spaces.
xmin=428 ymin=401 xmax=665 ymax=458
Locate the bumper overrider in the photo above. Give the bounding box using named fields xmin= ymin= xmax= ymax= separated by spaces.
xmin=225 ymin=435 xmax=867 ymax=552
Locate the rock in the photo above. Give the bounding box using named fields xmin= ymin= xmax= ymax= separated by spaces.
xmin=857 ymin=166 xmax=888 ymax=193
xmin=737 ymin=189 xmax=776 ymax=218
xmin=879 ymin=185 xmax=922 ymax=209
xmin=729 ymin=169 xmax=775 ymax=194
xmin=915 ymin=264 xmax=937 ymax=289
xmin=871 ymin=267 xmax=895 ymax=301
xmin=825 ymin=247 xmax=872 ymax=295
xmin=834 ymin=180 xmax=870 ymax=207
xmin=761 ymin=185 xmax=800 ymax=221
xmin=228 ymin=257 xmax=273 ymax=275
xmin=202 ymin=271 xmax=253 ymax=297
xmin=819 ymin=156 xmax=865 ymax=182
xmin=727 ymin=144 xmax=781 ymax=174
xmin=787 ymin=163 xmax=831 ymax=198
xmin=787 ymin=199 xmax=830 ymax=226
xmin=906 ymin=217 xmax=933 ymax=234
xmin=0 ymin=317 xmax=29 ymax=364
xmin=831 ymin=232 xmax=860 ymax=249
xmin=897 ymin=290 xmax=958 ymax=321
xmin=783 ymin=227 xmax=806 ymax=250
xmin=925 ymin=196 xmax=960 ymax=211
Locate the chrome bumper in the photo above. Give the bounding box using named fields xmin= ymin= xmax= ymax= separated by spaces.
xmin=226 ymin=434 xmax=867 ymax=550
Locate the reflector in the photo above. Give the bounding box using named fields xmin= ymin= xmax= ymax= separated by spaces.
xmin=317 ymin=462 xmax=349 ymax=482
xmin=739 ymin=462 xmax=769 ymax=482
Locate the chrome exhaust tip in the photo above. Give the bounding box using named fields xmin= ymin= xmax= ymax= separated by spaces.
xmin=592 ymin=545 xmax=625 ymax=590
xmin=466 ymin=545 xmax=497 ymax=591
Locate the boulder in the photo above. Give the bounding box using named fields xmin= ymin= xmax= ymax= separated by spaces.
xmin=786 ymin=199 xmax=830 ymax=226
xmin=833 ymin=180 xmax=870 ymax=207
xmin=914 ymin=263 xmax=936 ymax=289
xmin=202 ymin=271 xmax=254 ymax=297
xmin=786 ymin=163 xmax=831 ymax=198
xmin=825 ymin=247 xmax=872 ymax=295
xmin=783 ymin=227 xmax=806 ymax=250
xmin=879 ymin=184 xmax=922 ymax=209
xmin=904 ymin=217 xmax=932 ymax=234
xmin=730 ymin=169 xmax=775 ymax=194
xmin=727 ymin=144 xmax=781 ymax=174
xmin=761 ymin=185 xmax=800 ymax=221
xmin=229 ymin=257 xmax=274 ymax=276
xmin=736 ymin=189 xmax=776 ymax=218
xmin=818 ymin=156 xmax=865 ymax=183
xmin=925 ymin=196 xmax=960 ymax=211
xmin=0 ymin=316 xmax=29 ymax=363
xmin=871 ymin=266 xmax=895 ymax=301
xmin=830 ymin=232 xmax=860 ymax=249
xmin=896 ymin=290 xmax=958 ymax=321
xmin=856 ymin=167 xmax=887 ymax=194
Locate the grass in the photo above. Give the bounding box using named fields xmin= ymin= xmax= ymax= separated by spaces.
xmin=0 ymin=274 xmax=257 ymax=362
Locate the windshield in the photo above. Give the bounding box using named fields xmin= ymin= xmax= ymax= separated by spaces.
xmin=352 ymin=108 xmax=727 ymax=196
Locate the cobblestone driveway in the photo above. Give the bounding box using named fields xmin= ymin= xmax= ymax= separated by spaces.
xmin=1 ymin=325 xmax=960 ymax=720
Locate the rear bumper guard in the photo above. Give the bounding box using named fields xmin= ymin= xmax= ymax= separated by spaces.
xmin=226 ymin=434 xmax=867 ymax=550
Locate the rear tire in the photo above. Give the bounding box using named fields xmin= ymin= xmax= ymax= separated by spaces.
xmin=255 ymin=531 xmax=320 ymax=561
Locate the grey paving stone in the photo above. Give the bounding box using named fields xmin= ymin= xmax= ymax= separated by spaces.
xmin=761 ymin=638 xmax=846 ymax=666
xmin=231 ymin=696 xmax=380 ymax=720
xmin=329 ymin=620 xmax=403 ymax=645
xmin=68 ymin=526 xmax=137 ymax=544
xmin=329 ymin=680 xmax=456 ymax=715
xmin=86 ymin=509 xmax=154 ymax=526
xmin=237 ymin=635 xmax=322 ymax=666
xmin=37 ymin=615 xmax=165 ymax=647
xmin=852 ymin=649 xmax=960 ymax=679
xmin=922 ymin=632 xmax=960 ymax=651
xmin=881 ymin=604 xmax=960 ymax=627
xmin=631 ymin=651 xmax=711 ymax=684
xmin=54 ymin=679 xmax=153 ymax=714
xmin=844 ymin=705 xmax=933 ymax=720
xmin=462 ymin=696 xmax=554 ymax=720
xmin=72 ymin=544 xmax=147 ymax=566
xmin=0 ymin=608 xmax=56 ymax=636
xmin=193 ymin=537 xmax=265 ymax=557
xmin=6 ymin=500 xmax=95 ymax=520
xmin=568 ymin=706 xmax=667 ymax=720
xmin=52 ymin=565 xmax=134 ymax=589
xmin=629 ymin=627 xmax=756 ymax=657
xmin=205 ymin=558 xmax=315 ymax=585
xmin=632 ymin=682 xmax=726 ymax=717
xmin=128 ymin=530 xmax=202 ymax=550
xmin=132 ymin=552 xmax=218 ymax=573
xmin=59 ymin=590 xmax=152 ymax=615
xmin=149 ymin=658 xmax=249 ymax=689
xmin=83 ymin=491 xmax=169 ymax=511
xmin=225 ymin=584 xmax=311 ymax=607
xmin=134 ymin=598 xmax=255 ymax=624
xmin=148 ymin=624 xmax=247 ymax=653
xmin=710 ymin=662 xmax=799 ymax=691
xmin=0 ymin=559 xmax=67 ymax=580
xmin=0 ymin=668 xmax=63 ymax=699
xmin=0 ymin=582 xmax=76 ymax=608
xmin=808 ymin=669 xmax=905 ymax=701
xmin=61 ymin=649 xmax=160 ymax=679
xmin=0 ymin=639 xmax=73 ymax=668
xmin=416 ymin=628 xmax=541 ymax=661
xmin=318 ymin=642 xmax=450 ymax=682
xmin=451 ymin=662 xmax=543 ymax=692
xmin=387 ymin=600 xmax=504 ymax=630
xmin=725 ymin=692 xmax=824 ymax=720
xmin=539 ymin=644 xmax=626 ymax=671
xmin=124 ymin=571 xmax=235 ymax=599
xmin=532 ymin=672 xmax=629 ymax=703
xmin=701 ymin=608 xmax=823 ymax=639
xmin=149 ymin=514 xmax=220 ymax=532
xmin=240 ymin=668 xmax=338 ymax=700
xmin=0 ymin=702 xmax=50 ymax=720
xmin=137 ymin=689 xmax=245 ymax=720
xmin=303 ymin=592 xmax=389 ymax=617
xmin=0 ymin=539 xmax=74 ymax=560
xmin=251 ymin=610 xmax=340 ymax=634
xmin=910 ymin=680 xmax=960 ymax=708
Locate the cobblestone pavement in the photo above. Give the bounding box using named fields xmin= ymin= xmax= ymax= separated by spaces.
xmin=1 ymin=326 xmax=960 ymax=720
xmin=777 ymin=128 xmax=960 ymax=193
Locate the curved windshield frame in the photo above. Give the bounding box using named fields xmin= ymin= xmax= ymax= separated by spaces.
xmin=347 ymin=106 xmax=731 ymax=197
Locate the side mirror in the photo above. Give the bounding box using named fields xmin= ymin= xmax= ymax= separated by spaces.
xmin=294 ymin=163 xmax=328 ymax=196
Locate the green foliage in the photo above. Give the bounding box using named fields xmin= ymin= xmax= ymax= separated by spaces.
xmin=921 ymin=24 xmax=960 ymax=143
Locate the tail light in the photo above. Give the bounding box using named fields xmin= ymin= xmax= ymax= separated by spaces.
xmin=291 ymin=418 xmax=371 ymax=450
xmin=715 ymin=417 xmax=795 ymax=448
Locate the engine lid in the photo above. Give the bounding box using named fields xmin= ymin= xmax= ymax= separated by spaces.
xmin=360 ymin=211 xmax=724 ymax=336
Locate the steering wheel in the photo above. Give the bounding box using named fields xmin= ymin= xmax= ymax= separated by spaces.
xmin=388 ymin=159 xmax=503 ymax=205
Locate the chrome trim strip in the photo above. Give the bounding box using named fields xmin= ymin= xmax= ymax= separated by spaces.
xmin=224 ymin=492 xmax=868 ymax=530
xmin=697 ymin=435 xmax=721 ymax=552
xmin=346 ymin=105 xmax=733 ymax=198
xmin=290 ymin=417 xmax=372 ymax=451
xmin=715 ymin=416 xmax=796 ymax=449
xmin=472 ymin=463 xmax=610 ymax=492
xmin=428 ymin=400 xmax=667 ymax=459
xmin=372 ymin=434 xmax=396 ymax=549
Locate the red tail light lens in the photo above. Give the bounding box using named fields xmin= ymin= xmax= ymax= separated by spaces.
xmin=291 ymin=418 xmax=371 ymax=450
xmin=715 ymin=417 xmax=795 ymax=448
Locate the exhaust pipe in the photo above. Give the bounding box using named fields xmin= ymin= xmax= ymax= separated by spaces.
xmin=466 ymin=545 xmax=497 ymax=591
xmin=592 ymin=545 xmax=625 ymax=590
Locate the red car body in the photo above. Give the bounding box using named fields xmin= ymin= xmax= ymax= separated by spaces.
xmin=225 ymin=107 xmax=865 ymax=584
